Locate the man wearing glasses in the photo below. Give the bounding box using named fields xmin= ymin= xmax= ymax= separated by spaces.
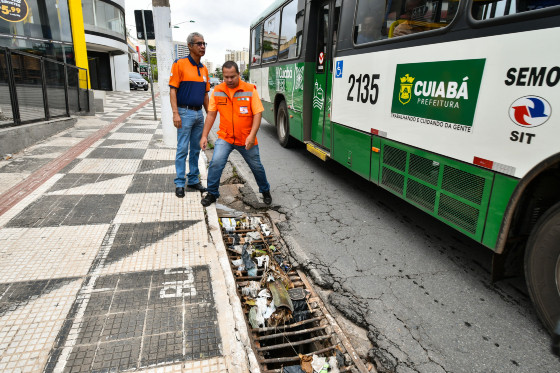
xmin=169 ymin=32 xmax=210 ymax=198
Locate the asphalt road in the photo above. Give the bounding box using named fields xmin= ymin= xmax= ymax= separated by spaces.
xmin=242 ymin=119 xmax=560 ymax=373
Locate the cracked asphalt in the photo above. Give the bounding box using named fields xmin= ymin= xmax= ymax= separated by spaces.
xmin=222 ymin=119 xmax=560 ymax=373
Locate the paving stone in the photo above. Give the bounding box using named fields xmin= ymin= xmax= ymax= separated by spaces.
xmin=86 ymin=148 xmax=146 ymax=159
xmin=6 ymin=195 xmax=124 ymax=227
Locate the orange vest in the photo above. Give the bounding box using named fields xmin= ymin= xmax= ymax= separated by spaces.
xmin=213 ymin=81 xmax=258 ymax=146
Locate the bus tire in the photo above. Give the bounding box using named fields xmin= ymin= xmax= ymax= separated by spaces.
xmin=524 ymin=201 xmax=560 ymax=333
xmin=276 ymin=101 xmax=294 ymax=148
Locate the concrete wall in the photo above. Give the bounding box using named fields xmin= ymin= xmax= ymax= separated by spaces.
xmin=112 ymin=54 xmax=130 ymax=92
xmin=0 ymin=118 xmax=77 ymax=156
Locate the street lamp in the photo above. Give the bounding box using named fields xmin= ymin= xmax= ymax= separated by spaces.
xmin=173 ymin=20 xmax=195 ymax=28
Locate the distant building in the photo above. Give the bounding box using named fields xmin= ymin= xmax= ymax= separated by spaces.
xmin=173 ymin=41 xmax=189 ymax=60
xmin=203 ymin=59 xmax=214 ymax=76
xmin=224 ymin=49 xmax=249 ymax=72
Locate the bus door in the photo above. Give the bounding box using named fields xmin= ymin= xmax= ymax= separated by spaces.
xmin=311 ymin=0 xmax=336 ymax=150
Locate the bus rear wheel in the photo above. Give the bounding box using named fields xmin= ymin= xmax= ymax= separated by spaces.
xmin=276 ymin=101 xmax=294 ymax=148
xmin=525 ymin=201 xmax=560 ymax=333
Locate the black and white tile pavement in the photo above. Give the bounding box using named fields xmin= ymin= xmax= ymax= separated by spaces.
xmin=0 ymin=91 xmax=228 ymax=372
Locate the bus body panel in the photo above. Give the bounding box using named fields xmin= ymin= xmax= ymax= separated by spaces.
xmin=250 ymin=61 xmax=307 ymax=142
xmin=332 ymin=123 xmax=372 ymax=179
xmin=331 ymin=27 xmax=560 ymax=180
xmin=482 ymin=173 xmax=519 ymax=249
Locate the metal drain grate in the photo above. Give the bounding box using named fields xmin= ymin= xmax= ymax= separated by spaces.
xmin=218 ymin=213 xmax=369 ymax=373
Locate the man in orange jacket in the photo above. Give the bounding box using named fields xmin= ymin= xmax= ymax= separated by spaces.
xmin=199 ymin=61 xmax=271 ymax=207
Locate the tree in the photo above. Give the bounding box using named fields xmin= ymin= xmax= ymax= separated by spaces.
xmin=242 ymin=68 xmax=249 ymax=81
xmin=214 ymin=67 xmax=223 ymax=80
xmin=141 ymin=46 xmax=158 ymax=81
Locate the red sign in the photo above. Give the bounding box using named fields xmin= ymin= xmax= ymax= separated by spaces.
xmin=319 ymin=52 xmax=324 ymax=65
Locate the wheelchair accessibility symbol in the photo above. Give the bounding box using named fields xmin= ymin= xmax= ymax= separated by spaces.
xmin=335 ymin=60 xmax=343 ymax=78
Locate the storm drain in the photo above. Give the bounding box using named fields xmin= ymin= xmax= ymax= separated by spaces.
xmin=218 ymin=213 xmax=369 ymax=373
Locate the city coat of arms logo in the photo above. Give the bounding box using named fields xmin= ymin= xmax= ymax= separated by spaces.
xmin=399 ymin=74 xmax=415 ymax=105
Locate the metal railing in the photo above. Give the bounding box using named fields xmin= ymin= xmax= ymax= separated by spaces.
xmin=0 ymin=47 xmax=90 ymax=128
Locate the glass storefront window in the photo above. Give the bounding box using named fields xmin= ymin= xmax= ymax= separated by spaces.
xmin=82 ymin=0 xmax=125 ymax=40
xmin=0 ymin=0 xmax=73 ymax=61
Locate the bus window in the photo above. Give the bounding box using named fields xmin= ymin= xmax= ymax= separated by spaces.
xmin=354 ymin=0 xmax=459 ymax=43
xmin=263 ymin=12 xmax=280 ymax=63
xmin=279 ymin=0 xmax=304 ymax=60
xmin=472 ymin=0 xmax=560 ymax=20
xmin=251 ymin=23 xmax=263 ymax=66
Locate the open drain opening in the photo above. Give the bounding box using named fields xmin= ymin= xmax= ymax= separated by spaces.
xmin=218 ymin=213 xmax=369 ymax=373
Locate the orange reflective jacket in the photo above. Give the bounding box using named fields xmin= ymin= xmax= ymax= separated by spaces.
xmin=213 ymin=81 xmax=258 ymax=146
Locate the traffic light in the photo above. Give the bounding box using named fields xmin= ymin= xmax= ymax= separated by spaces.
xmin=134 ymin=10 xmax=155 ymax=40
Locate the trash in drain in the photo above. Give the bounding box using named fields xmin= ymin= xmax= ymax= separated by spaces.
xmin=219 ymin=214 xmax=370 ymax=373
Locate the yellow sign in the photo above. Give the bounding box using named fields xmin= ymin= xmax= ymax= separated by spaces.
xmin=0 ymin=0 xmax=29 ymax=23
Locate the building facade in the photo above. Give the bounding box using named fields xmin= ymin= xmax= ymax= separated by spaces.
xmin=81 ymin=0 xmax=128 ymax=91
xmin=173 ymin=41 xmax=189 ymax=60
xmin=224 ymin=48 xmax=249 ymax=72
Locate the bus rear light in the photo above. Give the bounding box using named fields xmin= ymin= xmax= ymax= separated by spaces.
xmin=370 ymin=128 xmax=387 ymax=137
xmin=473 ymin=157 xmax=493 ymax=169
xmin=372 ymin=147 xmax=380 ymax=153
xmin=474 ymin=157 xmax=516 ymax=176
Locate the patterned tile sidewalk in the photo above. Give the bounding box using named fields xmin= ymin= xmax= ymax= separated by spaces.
xmin=0 ymin=91 xmax=243 ymax=373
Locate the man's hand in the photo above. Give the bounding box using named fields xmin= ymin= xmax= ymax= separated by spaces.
xmin=173 ymin=112 xmax=182 ymax=128
xmin=245 ymin=135 xmax=256 ymax=150
xmin=200 ymin=136 xmax=208 ymax=150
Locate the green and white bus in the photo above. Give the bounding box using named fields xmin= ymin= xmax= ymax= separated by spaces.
xmin=249 ymin=0 xmax=560 ymax=331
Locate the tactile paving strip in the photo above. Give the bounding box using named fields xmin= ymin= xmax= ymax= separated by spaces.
xmin=43 ymin=267 xmax=221 ymax=372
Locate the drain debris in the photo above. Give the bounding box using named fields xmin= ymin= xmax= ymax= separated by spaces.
xmin=218 ymin=213 xmax=371 ymax=373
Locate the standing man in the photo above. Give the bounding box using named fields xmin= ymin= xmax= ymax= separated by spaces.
xmin=199 ymin=61 xmax=272 ymax=207
xmin=169 ymin=32 xmax=210 ymax=198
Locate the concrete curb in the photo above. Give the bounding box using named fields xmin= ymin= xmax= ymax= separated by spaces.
xmin=0 ymin=117 xmax=77 ymax=156
xmin=199 ymin=151 xmax=261 ymax=373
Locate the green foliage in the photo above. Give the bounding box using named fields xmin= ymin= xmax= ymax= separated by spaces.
xmin=242 ymin=68 xmax=249 ymax=81
xmin=214 ymin=68 xmax=223 ymax=80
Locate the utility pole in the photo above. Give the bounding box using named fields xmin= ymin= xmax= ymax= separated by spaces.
xmin=141 ymin=11 xmax=157 ymax=120
xmin=152 ymin=0 xmax=175 ymax=146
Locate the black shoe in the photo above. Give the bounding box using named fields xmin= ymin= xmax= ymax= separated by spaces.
xmin=175 ymin=187 xmax=185 ymax=198
xmin=201 ymin=193 xmax=217 ymax=207
xmin=262 ymin=191 xmax=272 ymax=205
xmin=187 ymin=182 xmax=206 ymax=192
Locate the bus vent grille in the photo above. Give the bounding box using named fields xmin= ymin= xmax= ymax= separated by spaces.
xmin=384 ymin=146 xmax=407 ymax=172
xmin=407 ymin=179 xmax=436 ymax=212
xmin=438 ymin=194 xmax=479 ymax=234
xmin=382 ymin=168 xmax=405 ymax=195
xmin=442 ymin=166 xmax=485 ymax=205
xmin=409 ymin=153 xmax=439 ymax=186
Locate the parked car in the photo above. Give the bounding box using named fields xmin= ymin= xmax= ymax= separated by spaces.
xmin=129 ymin=72 xmax=148 ymax=91
xmin=210 ymin=77 xmax=220 ymax=88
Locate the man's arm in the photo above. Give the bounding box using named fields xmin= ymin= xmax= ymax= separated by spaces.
xmin=203 ymin=93 xmax=209 ymax=114
xmin=245 ymin=112 xmax=262 ymax=150
xmin=200 ymin=111 xmax=218 ymax=150
xmin=170 ymin=88 xmax=182 ymax=128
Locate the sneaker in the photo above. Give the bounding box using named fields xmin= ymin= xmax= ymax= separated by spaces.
xmin=187 ymin=182 xmax=206 ymax=192
xmin=201 ymin=193 xmax=217 ymax=207
xmin=175 ymin=187 xmax=185 ymax=198
xmin=262 ymin=191 xmax=272 ymax=205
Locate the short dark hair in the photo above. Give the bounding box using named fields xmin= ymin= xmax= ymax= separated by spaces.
xmin=222 ymin=61 xmax=239 ymax=74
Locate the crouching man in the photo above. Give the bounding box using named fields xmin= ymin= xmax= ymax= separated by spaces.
xmin=199 ymin=61 xmax=272 ymax=207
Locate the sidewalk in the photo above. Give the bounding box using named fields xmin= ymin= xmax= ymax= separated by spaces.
xmin=0 ymin=91 xmax=253 ymax=373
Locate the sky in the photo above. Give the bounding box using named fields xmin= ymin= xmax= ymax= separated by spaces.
xmin=125 ymin=0 xmax=277 ymax=69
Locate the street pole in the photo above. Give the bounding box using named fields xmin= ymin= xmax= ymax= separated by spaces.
xmin=152 ymin=0 xmax=175 ymax=147
xmin=141 ymin=10 xmax=157 ymax=121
